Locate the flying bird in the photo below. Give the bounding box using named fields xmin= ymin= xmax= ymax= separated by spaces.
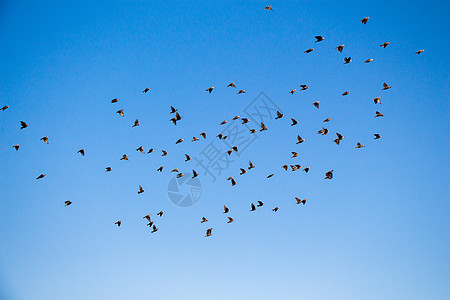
xmin=161 ymin=150 xmax=168 ymax=156
xmin=272 ymin=207 xmax=280 ymax=212
xmin=296 ymin=135 xmax=305 ymax=144
xmin=241 ymin=118 xmax=249 ymax=124
xmin=227 ymin=82 xmax=236 ymax=87
xmin=374 ymin=134 xmax=382 ymax=139
xmin=36 ymin=174 xmax=46 ymax=180
xmin=336 ymin=45 xmax=344 ymax=53
xmin=360 ymin=17 xmax=370 ymax=24
xmin=205 ymin=228 xmax=213 ymax=237
xmin=1 ymin=105 xmax=9 ymax=111
xmin=382 ymin=82 xmax=391 ymax=90
xmin=364 ymin=58 xmax=374 ymax=63
xmin=355 ymin=142 xmax=365 ymax=149
xmin=415 ymin=50 xmax=425 ymax=55
xmin=248 ymin=161 xmax=255 ymax=170
xmin=143 ymin=88 xmax=150 ymax=93
xmin=344 ymin=57 xmax=352 ymax=64
xmin=170 ymin=106 xmax=177 ymax=114
xmin=264 ymin=5 xmax=272 ymax=10
xmin=132 ymin=119 xmax=140 ymax=127
xmin=185 ymin=154 xmax=191 ymax=162
xmin=77 ymin=149 xmax=85 ymax=156
xmin=375 ymin=111 xmax=384 ymax=117
xmin=260 ymin=122 xmax=268 ymax=131
xmin=143 ymin=214 xmax=152 ymax=222
xmin=373 ymin=97 xmax=381 ymax=104
xmin=147 ymin=148 xmax=154 ymax=154
xmin=111 ymin=98 xmax=119 ymax=103
xmin=323 ymin=118 xmax=332 ymax=122
xmin=105 ymin=167 xmax=112 ymax=172
xmin=192 ymin=170 xmax=199 ymax=178
xmin=115 ymin=221 xmax=122 ymax=227
xmin=64 ymin=200 xmax=72 ymax=207
xmin=300 ymin=85 xmax=309 ymax=90
xmin=151 ymin=225 xmax=158 ymax=233
xmin=40 ymin=136 xmax=49 ymax=144
xmin=20 ymin=121 xmax=29 ymax=129
xmin=157 ymin=211 xmax=164 ymax=217
xmin=303 ymin=167 xmax=310 ymax=173
xmin=116 ymin=109 xmax=124 ymax=117
xmin=223 ymin=205 xmax=230 ymax=213
xmin=257 ymin=201 xmax=264 ymax=207
xmin=251 ymin=203 xmax=256 ymax=211
xmin=290 ymin=89 xmax=297 ymax=94
xmin=240 ymin=168 xmax=247 ymax=175
xmin=380 ymin=42 xmax=390 ymax=48
xmin=313 ymin=101 xmax=319 ymax=109
xmin=291 ymin=118 xmax=298 ymax=126
xmin=138 ymin=185 xmax=145 ymax=194
xmin=325 ymin=170 xmax=334 ymax=179
xmin=120 ymin=154 xmax=128 ymax=160
xmin=315 ymin=36 xmax=325 ymax=42
xmin=176 ymin=138 xmax=184 ymax=144
xmin=275 ymin=111 xmax=284 ymax=119
xmin=342 ymin=91 xmax=350 ymax=96
xmin=136 ymin=146 xmax=145 ymax=154
xmin=291 ymin=152 xmax=299 ymax=158
xmin=201 ymin=217 xmax=208 ymax=223
xmin=157 ymin=166 xmax=164 ymax=172
xmin=206 ymin=87 xmax=214 ymax=93
xmin=304 ymin=48 xmax=314 ymax=53
xmin=227 ymin=217 xmax=234 ymax=223
xmin=200 ymin=132 xmax=207 ymax=139
xmin=237 ymin=90 xmax=246 ymax=94
xmin=267 ymin=174 xmax=274 ymax=178
xmin=12 ymin=144 xmax=20 ymax=151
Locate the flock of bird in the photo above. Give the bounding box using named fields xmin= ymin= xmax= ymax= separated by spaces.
xmin=2 ymin=8 xmax=425 ymax=238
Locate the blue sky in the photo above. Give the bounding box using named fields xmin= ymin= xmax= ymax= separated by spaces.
xmin=0 ymin=1 xmax=449 ymax=299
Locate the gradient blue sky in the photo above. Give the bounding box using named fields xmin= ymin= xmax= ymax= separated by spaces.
xmin=0 ymin=1 xmax=449 ymax=299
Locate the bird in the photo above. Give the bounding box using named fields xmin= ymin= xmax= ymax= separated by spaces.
xmin=260 ymin=122 xmax=268 ymax=131
xmin=185 ymin=154 xmax=191 ymax=162
xmin=12 ymin=144 xmax=20 ymax=151
xmin=300 ymin=85 xmax=309 ymax=91
xmin=120 ymin=154 xmax=128 ymax=160
xmin=241 ymin=118 xmax=249 ymax=124
xmin=138 ymin=185 xmax=145 ymax=194
xmin=132 ymin=119 xmax=140 ymax=127
xmin=275 ymin=111 xmax=284 ymax=119
xmin=335 ymin=132 xmax=344 ymax=143
xmin=77 ymin=149 xmax=85 ymax=156
xmin=143 ymin=88 xmax=150 ymax=93
xmin=360 ymin=17 xmax=370 ymax=24
xmin=147 ymin=148 xmax=154 ymax=154
xmin=177 ymin=173 xmax=184 ymax=178
xmin=220 ymin=120 xmax=228 ymax=125
xmin=206 ymin=87 xmax=214 ymax=93
xmin=192 ymin=170 xmax=199 ymax=178
xmin=264 ymin=5 xmax=272 ymax=10
xmin=226 ymin=149 xmax=233 ymax=156
xmin=374 ymin=134 xmax=382 ymax=139
xmin=227 ymin=217 xmax=234 ymax=223
xmin=64 ymin=200 xmax=72 ymax=207
xmin=323 ymin=118 xmax=332 ymax=122
xmin=248 ymin=161 xmax=255 ymax=170
xmin=115 ymin=221 xmax=122 ymax=227
xmin=201 ymin=217 xmax=208 ymax=223
xmin=105 ymin=167 xmax=112 ymax=172
xmin=267 ymin=174 xmax=274 ymax=178
xmin=375 ymin=111 xmax=384 ymax=117
xmin=157 ymin=166 xmax=164 ymax=172
xmin=232 ymin=115 xmax=240 ymax=121
xmin=295 ymin=197 xmax=307 ymax=205
xmin=157 ymin=211 xmax=164 ymax=217
xmin=151 ymin=225 xmax=158 ymax=233
xmin=170 ymin=112 xmax=183 ymax=125
xmin=111 ymin=98 xmax=119 ymax=103
xmin=36 ymin=174 xmax=46 ymax=180
xmin=290 ymin=89 xmax=297 ymax=94
xmin=205 ymin=228 xmax=213 ymax=237
xmin=355 ymin=142 xmax=365 ymax=149
xmin=344 ymin=57 xmax=352 ymax=64
xmin=217 ymin=133 xmax=225 ymax=140
xmin=223 ymin=205 xmax=230 ymax=213
xmin=146 ymin=222 xmax=154 ymax=227
xmin=229 ymin=177 xmax=237 ymax=186
xmin=161 ymin=150 xmax=168 ymax=156
xmin=1 ymin=105 xmax=9 ymax=111
xmin=313 ymin=101 xmax=319 ymax=109
xmin=415 ymin=50 xmax=425 ymax=55
xmin=200 ymin=132 xmax=207 ymax=139
xmin=272 ymin=207 xmax=280 ymax=212
xmin=296 ymin=135 xmax=305 ymax=144
xmin=116 ymin=109 xmax=124 ymax=117
xmin=240 ymin=168 xmax=247 ymax=175
xmin=237 ymin=90 xmax=246 ymax=94
xmin=136 ymin=146 xmax=145 ymax=154
xmin=171 ymin=168 xmax=179 ymax=173
xmin=249 ymin=129 xmax=257 ymax=134
xmin=170 ymin=106 xmax=178 ymax=114
xmin=364 ymin=58 xmax=374 ymax=63
xmin=291 ymin=152 xmax=299 ymax=158
xmin=40 ymin=136 xmax=49 ymax=144
xmin=373 ymin=97 xmax=381 ymax=104
xmin=342 ymin=91 xmax=350 ymax=96
xmin=315 ymin=36 xmax=325 ymax=42
xmin=325 ymin=170 xmax=334 ymax=179
xmin=382 ymin=82 xmax=391 ymax=90
xmin=192 ymin=136 xmax=199 ymax=142
xmin=291 ymin=118 xmax=298 ymax=126
xmin=227 ymin=82 xmax=236 ymax=87
xmin=336 ymin=45 xmax=344 ymax=52
xmin=251 ymin=203 xmax=256 ymax=211
xmin=20 ymin=121 xmax=29 ymax=129
xmin=304 ymin=48 xmax=314 ymax=53
xmin=257 ymin=201 xmax=264 ymax=207
xmin=282 ymin=164 xmax=289 ymax=171
xmin=303 ymin=167 xmax=310 ymax=173
xmin=380 ymin=42 xmax=390 ymax=48
xmin=176 ymin=138 xmax=184 ymax=144
xmin=143 ymin=214 xmax=152 ymax=222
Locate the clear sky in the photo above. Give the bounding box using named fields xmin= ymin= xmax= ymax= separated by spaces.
xmin=0 ymin=1 xmax=449 ymax=299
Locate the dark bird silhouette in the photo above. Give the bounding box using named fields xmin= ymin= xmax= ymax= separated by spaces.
xmin=227 ymin=217 xmax=234 ymax=223
xmin=380 ymin=42 xmax=390 ymax=48
xmin=336 ymin=45 xmax=344 ymax=52
xmin=157 ymin=166 xmax=164 ymax=172
xmin=205 ymin=228 xmax=213 ymax=237
xmin=272 ymin=207 xmax=280 ymax=212
xmin=237 ymin=90 xmax=246 ymax=94
xmin=170 ymin=112 xmax=183 ymax=125
xmin=161 ymin=150 xmax=168 ymax=156
xmin=185 ymin=154 xmax=191 ymax=162
xmin=133 ymin=119 xmax=140 ymax=127
xmin=115 ymin=221 xmax=122 ymax=227
xmin=300 ymin=85 xmax=309 ymax=91
xmin=382 ymin=82 xmax=391 ymax=90
xmin=170 ymin=106 xmax=177 ymax=114
xmin=220 ymin=120 xmax=228 ymax=125
xmin=257 ymin=201 xmax=264 ymax=207
xmin=260 ymin=122 xmax=268 ymax=131
xmin=138 ymin=185 xmax=145 ymax=194
xmin=291 ymin=152 xmax=299 ymax=158
xmin=264 ymin=5 xmax=272 ymax=10
xmin=105 ymin=167 xmax=112 ymax=172
xmin=136 ymin=146 xmax=145 ymax=154
xmin=120 ymin=154 xmax=128 ymax=160
xmin=375 ymin=111 xmax=384 ymax=117
xmin=36 ymin=174 xmax=46 ymax=180
xmin=223 ymin=205 xmax=230 ymax=213
xmin=248 ymin=161 xmax=255 ymax=170
xmin=228 ymin=82 xmax=236 ymax=87
xmin=290 ymin=89 xmax=297 ymax=94
xmin=296 ymin=135 xmax=305 ymax=144
xmin=143 ymin=214 xmax=152 ymax=222
xmin=201 ymin=217 xmax=208 ymax=223
xmin=241 ymin=118 xmax=249 ymax=124
xmin=304 ymin=48 xmax=314 ymax=53
xmin=323 ymin=118 xmax=332 ymax=122
xmin=365 ymin=58 xmax=374 ymax=63
xmin=116 ymin=109 xmax=124 ymax=117
xmin=40 ymin=136 xmax=49 ymax=144
xmin=325 ymin=170 xmax=334 ymax=179
xmin=374 ymin=134 xmax=382 ymax=140
xmin=143 ymin=88 xmax=150 ymax=93
xmin=240 ymin=168 xmax=247 ymax=175
xmin=1 ymin=106 xmax=9 ymax=111
xmin=192 ymin=170 xmax=199 ymax=178
xmin=111 ymin=98 xmax=119 ymax=103
xmin=20 ymin=121 xmax=29 ymax=129
xmin=176 ymin=138 xmax=184 ymax=144
xmin=315 ymin=36 xmax=325 ymax=42
xmin=12 ymin=144 xmax=20 ymax=151
xmin=206 ymin=87 xmax=214 ymax=93
xmin=344 ymin=57 xmax=352 ymax=64
xmin=275 ymin=111 xmax=284 ymax=119
xmin=282 ymin=164 xmax=288 ymax=171
xmin=157 ymin=211 xmax=164 ymax=217
xmin=355 ymin=142 xmax=365 ymax=149
xmin=151 ymin=225 xmax=158 ymax=233
xmin=415 ymin=50 xmax=425 ymax=55
xmin=342 ymin=91 xmax=350 ymax=96
xmin=78 ymin=149 xmax=85 ymax=156
xmin=291 ymin=118 xmax=298 ymax=126
xmin=200 ymin=132 xmax=207 ymax=139
xmin=251 ymin=203 xmax=256 ymax=211
xmin=373 ymin=97 xmax=381 ymax=104
xmin=360 ymin=17 xmax=370 ymax=24
xmin=147 ymin=148 xmax=154 ymax=154
xmin=313 ymin=101 xmax=319 ymax=109
xmin=267 ymin=174 xmax=274 ymax=178
xmin=64 ymin=200 xmax=72 ymax=207
xmin=303 ymin=167 xmax=310 ymax=173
